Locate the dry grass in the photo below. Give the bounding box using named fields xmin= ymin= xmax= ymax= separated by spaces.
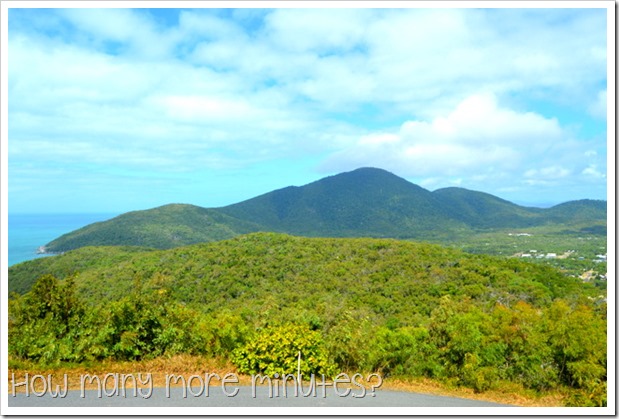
xmin=8 ymin=355 xmax=251 ymax=393
xmin=8 ymin=356 xmax=566 ymax=406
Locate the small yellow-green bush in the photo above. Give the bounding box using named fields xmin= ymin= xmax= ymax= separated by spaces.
xmin=231 ymin=324 xmax=336 ymax=379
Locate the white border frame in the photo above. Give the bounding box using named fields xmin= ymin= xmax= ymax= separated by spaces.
xmin=1 ymin=1 xmax=615 ymax=416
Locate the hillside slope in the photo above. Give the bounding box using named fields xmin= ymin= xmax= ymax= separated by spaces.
xmin=10 ymin=232 xmax=599 ymax=309
xmin=39 ymin=168 xmax=607 ymax=253
xmin=219 ymin=167 xmax=464 ymax=237
xmin=545 ymin=199 xmax=607 ymax=223
xmin=43 ymin=204 xmax=263 ymax=253
xmin=432 ymin=187 xmax=544 ymax=228
xmin=8 ymin=233 xmax=607 ymax=406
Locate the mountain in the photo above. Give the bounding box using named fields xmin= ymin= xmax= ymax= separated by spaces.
xmin=432 ymin=187 xmax=544 ymax=228
xmin=41 ymin=167 xmax=606 ymax=253
xmin=218 ymin=167 xmax=464 ymax=237
xmin=42 ymin=204 xmax=261 ymax=252
xmin=545 ymin=199 xmax=607 ymax=223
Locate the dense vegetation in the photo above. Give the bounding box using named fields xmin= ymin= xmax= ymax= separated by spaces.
xmin=43 ymin=205 xmax=260 ymax=252
xmin=9 ymin=233 xmax=607 ymax=406
xmin=43 ymin=168 xmax=607 ymax=252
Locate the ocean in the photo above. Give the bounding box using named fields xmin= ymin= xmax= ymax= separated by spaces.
xmin=7 ymin=213 xmax=118 ymax=267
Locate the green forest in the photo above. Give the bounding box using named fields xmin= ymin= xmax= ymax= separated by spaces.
xmin=42 ymin=168 xmax=607 ymax=253
xmin=8 ymin=233 xmax=607 ymax=406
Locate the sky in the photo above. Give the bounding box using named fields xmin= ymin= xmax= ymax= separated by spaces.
xmin=6 ymin=4 xmax=610 ymax=214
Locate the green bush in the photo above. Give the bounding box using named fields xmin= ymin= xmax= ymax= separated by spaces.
xmin=8 ymin=274 xmax=86 ymax=365
xmin=363 ymin=326 xmax=430 ymax=377
xmin=232 ymin=324 xmax=336 ymax=379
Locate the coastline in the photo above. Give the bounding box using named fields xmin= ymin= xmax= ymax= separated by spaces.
xmin=35 ymin=245 xmax=62 ymax=256
xmin=9 ymin=213 xmax=117 ymax=266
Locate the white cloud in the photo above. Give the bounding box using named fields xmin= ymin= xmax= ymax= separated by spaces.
xmin=150 ymin=95 xmax=255 ymax=121
xmin=263 ymin=8 xmax=371 ymax=53
xmin=58 ymin=8 xmax=179 ymax=58
xmin=582 ymin=165 xmax=606 ymax=179
xmin=178 ymin=11 xmax=247 ymax=41
xmin=174 ymin=8 xmax=608 ymax=119
xmin=247 ymin=8 xmax=606 ymax=118
xmin=59 ymin=8 xmax=145 ymax=43
xmin=588 ymin=89 xmax=607 ymax=119
xmin=7 ymin=8 xmax=608 ymax=211
xmin=8 ymin=35 xmax=163 ymax=110
xmin=321 ymin=93 xmax=563 ymax=178
xmin=524 ymin=166 xmax=571 ymax=180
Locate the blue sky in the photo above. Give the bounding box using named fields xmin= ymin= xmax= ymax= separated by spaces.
xmin=7 ymin=5 xmax=609 ymax=213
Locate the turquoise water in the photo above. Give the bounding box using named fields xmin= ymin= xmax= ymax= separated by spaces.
xmin=8 ymin=213 xmax=118 ymax=266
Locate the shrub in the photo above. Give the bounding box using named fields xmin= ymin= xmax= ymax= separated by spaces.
xmin=232 ymin=324 xmax=336 ymax=379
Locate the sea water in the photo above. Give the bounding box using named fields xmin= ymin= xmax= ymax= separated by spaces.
xmin=7 ymin=213 xmax=118 ymax=266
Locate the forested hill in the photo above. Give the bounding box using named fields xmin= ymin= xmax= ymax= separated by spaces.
xmin=8 ymin=233 xmax=607 ymax=405
xmin=219 ymin=167 xmax=462 ymax=237
xmin=42 ymin=167 xmax=606 ymax=253
xmin=11 ymin=232 xmax=597 ymax=300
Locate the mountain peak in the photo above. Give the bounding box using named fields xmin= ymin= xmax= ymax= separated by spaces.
xmin=41 ymin=168 xmax=607 ymax=252
xmin=335 ymin=167 xmax=405 ymax=180
xmin=319 ymin=167 xmax=422 ymax=191
xmin=346 ymin=167 xmax=394 ymax=175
